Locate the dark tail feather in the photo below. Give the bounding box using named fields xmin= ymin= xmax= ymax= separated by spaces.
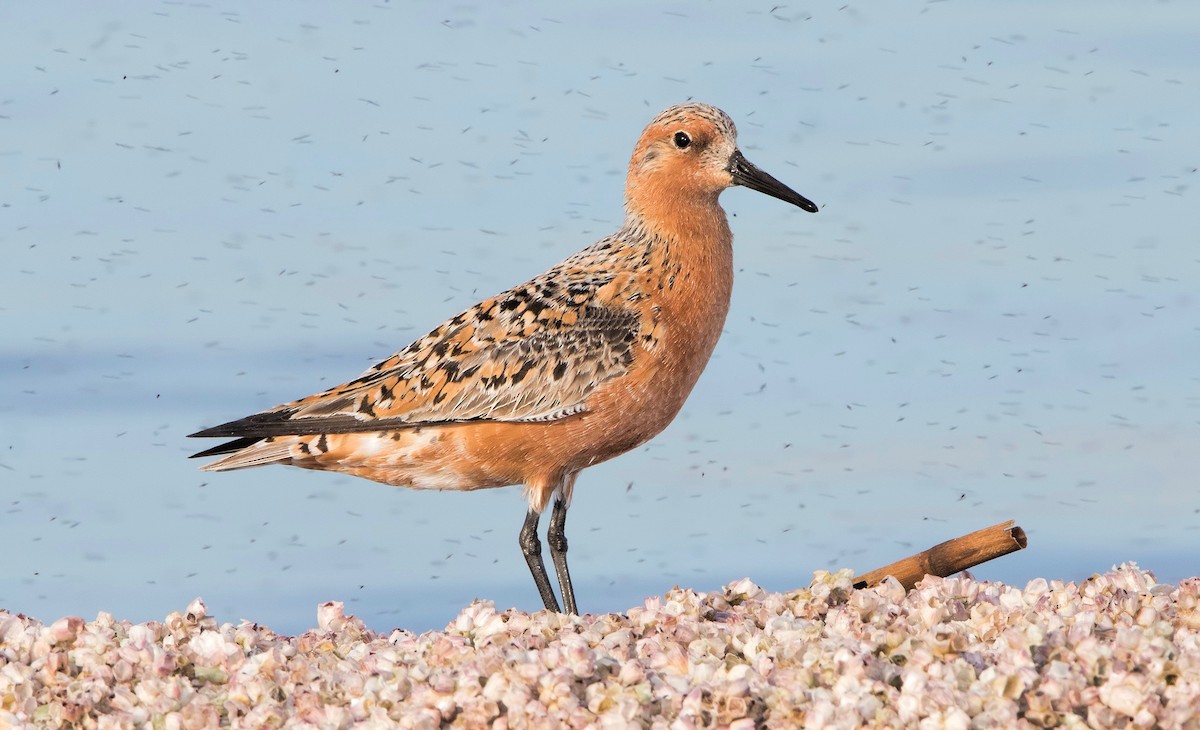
xmin=190 ymin=437 xmax=263 ymax=459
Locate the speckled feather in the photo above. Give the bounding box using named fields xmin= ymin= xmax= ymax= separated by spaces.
xmin=194 ymin=241 xmax=653 ymax=440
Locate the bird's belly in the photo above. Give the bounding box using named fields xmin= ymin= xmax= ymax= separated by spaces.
xmin=289 ymin=426 xmax=506 ymax=491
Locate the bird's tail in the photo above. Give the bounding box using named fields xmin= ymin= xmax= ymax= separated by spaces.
xmin=193 ymin=437 xmax=296 ymax=472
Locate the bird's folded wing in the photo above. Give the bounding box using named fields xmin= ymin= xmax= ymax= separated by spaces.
xmin=190 ymin=291 xmax=640 ymax=439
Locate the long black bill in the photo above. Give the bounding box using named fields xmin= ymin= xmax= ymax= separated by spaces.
xmin=728 ymin=150 xmax=818 ymax=213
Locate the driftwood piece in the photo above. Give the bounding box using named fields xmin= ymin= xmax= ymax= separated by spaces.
xmin=853 ymin=520 xmax=1028 ymax=591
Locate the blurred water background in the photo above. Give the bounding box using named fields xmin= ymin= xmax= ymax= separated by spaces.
xmin=3 ymin=1 xmax=1197 ymax=634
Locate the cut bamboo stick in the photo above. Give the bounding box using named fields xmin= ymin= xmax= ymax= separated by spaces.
xmin=853 ymin=520 xmax=1027 ymax=591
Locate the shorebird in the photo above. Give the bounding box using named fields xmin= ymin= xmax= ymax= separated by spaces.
xmin=190 ymin=102 xmax=817 ymax=614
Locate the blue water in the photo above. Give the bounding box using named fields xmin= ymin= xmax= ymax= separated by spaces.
xmin=3 ymin=1 xmax=1198 ymax=634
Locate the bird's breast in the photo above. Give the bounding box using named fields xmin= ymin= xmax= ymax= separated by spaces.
xmin=574 ymin=228 xmax=735 ymax=454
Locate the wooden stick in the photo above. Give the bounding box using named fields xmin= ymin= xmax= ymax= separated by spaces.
xmin=853 ymin=520 xmax=1027 ymax=591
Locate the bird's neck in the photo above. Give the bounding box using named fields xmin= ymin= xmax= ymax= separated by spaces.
xmin=624 ymin=179 xmax=732 ymax=254
xmin=625 ymin=207 xmax=734 ymax=298
xmin=621 ymin=190 xmax=735 ymax=362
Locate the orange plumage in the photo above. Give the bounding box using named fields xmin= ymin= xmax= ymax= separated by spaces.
xmin=190 ymin=103 xmax=818 ymax=613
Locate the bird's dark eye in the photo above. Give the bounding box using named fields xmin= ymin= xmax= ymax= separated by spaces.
xmin=673 ymin=131 xmax=691 ymax=149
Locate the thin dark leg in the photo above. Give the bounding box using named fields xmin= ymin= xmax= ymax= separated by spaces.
xmin=519 ymin=508 xmax=561 ymax=612
xmin=547 ymin=498 xmax=577 ymax=615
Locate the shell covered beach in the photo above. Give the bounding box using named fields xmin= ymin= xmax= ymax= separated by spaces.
xmin=2 ymin=564 xmax=1197 ymax=729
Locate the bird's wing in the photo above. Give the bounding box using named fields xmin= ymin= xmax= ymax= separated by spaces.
xmin=190 ymin=261 xmax=642 ymax=439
